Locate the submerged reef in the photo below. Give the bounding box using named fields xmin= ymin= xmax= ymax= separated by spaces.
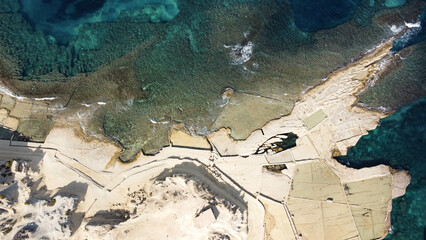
xmin=359 ymin=40 xmax=426 ymax=109
xmin=0 ymin=0 xmax=179 ymax=78
xmin=0 ymin=1 xmax=424 ymax=236
xmin=0 ymin=0 xmax=425 ymax=161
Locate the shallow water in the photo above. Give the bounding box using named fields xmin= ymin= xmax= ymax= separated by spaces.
xmin=19 ymin=0 xmax=180 ymax=44
xmin=359 ymin=40 xmax=426 ymax=110
xmin=0 ymin=0 xmax=425 ymax=160
xmin=0 ymin=1 xmax=425 ymax=234
xmin=337 ymin=97 xmax=426 ymax=240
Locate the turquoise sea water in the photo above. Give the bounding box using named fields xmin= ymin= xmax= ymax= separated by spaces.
xmin=19 ymin=0 xmax=179 ymax=44
xmin=0 ymin=1 xmax=425 ymax=160
xmin=337 ymin=97 xmax=426 ymax=240
xmin=0 ymin=0 xmax=425 ymax=237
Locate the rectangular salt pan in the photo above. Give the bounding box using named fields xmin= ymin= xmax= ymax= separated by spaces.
xmin=303 ymin=109 xmax=327 ymax=130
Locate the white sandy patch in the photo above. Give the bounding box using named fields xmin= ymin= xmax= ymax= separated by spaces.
xmin=82 ymin=176 xmax=247 ymax=240
xmin=0 ymin=160 xmax=74 ymax=240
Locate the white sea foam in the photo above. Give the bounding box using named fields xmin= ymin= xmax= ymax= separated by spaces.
xmin=0 ymin=84 xmax=24 ymax=99
xmin=229 ymin=41 xmax=254 ymax=65
xmin=377 ymin=106 xmax=389 ymax=111
xmin=242 ymin=65 xmax=255 ymax=73
xmin=150 ymin=119 xmax=169 ymax=124
xmin=357 ymin=102 xmax=392 ymax=113
xmin=390 ymin=25 xmax=404 ymax=33
xmin=301 ymin=86 xmax=313 ymax=95
xmin=393 ymin=21 xmax=422 ymax=48
xmin=363 ymin=38 xmax=393 ymax=55
xmin=33 ymin=97 xmax=57 ymax=101
xmin=389 ymin=227 xmax=393 ymax=234
xmin=394 ymin=24 xmax=421 ymax=49
xmin=97 ymin=101 xmax=106 ymax=105
xmin=1 ymin=80 xmax=60 ymax=101
xmin=187 ymin=125 xmax=210 ymax=136
xmin=405 ymin=21 xmax=421 ymax=28
xmin=79 ymin=120 xmax=86 ymax=132
xmin=1 ymin=80 xmax=62 ymax=103
xmin=220 ymin=97 xmax=230 ymax=107
xmin=243 ymin=30 xmax=250 ymax=38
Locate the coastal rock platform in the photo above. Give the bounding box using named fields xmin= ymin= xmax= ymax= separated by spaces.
xmin=0 ymin=39 xmax=411 ymax=239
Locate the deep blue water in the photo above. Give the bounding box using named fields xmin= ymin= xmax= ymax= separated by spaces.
xmin=19 ymin=0 xmax=179 ymax=44
xmin=0 ymin=0 xmax=424 ymax=236
xmin=337 ymin=97 xmax=426 ymax=240
xmin=1 ymin=0 xmax=424 ymax=78
xmin=19 ymin=0 xmax=366 ymax=41
xmin=291 ymin=0 xmax=362 ymax=32
xmin=392 ymin=7 xmax=426 ymax=52
xmin=0 ymin=2 xmax=424 ymax=155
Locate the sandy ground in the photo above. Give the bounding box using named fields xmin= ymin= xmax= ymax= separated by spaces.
xmin=0 ymin=37 xmax=412 ymax=240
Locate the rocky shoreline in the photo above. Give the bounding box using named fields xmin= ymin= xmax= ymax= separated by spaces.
xmin=0 ymin=38 xmax=412 ymax=239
